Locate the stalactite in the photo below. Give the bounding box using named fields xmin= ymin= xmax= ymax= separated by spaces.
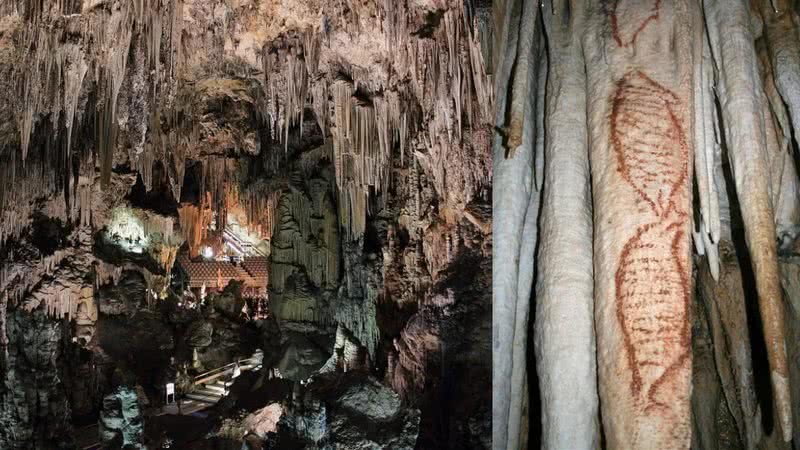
xmin=96 ymin=6 xmax=134 ymax=187
xmin=283 ymin=47 xmax=309 ymax=151
xmin=177 ymin=192 xmax=214 ymax=258
xmin=492 ymin=0 xmax=533 ymax=447
xmin=759 ymin=0 xmax=800 ymax=145
xmin=705 ymin=0 xmax=793 ymax=438
xmin=302 ymin=27 xmax=320 ymax=77
xmin=311 ymin=82 xmax=329 ymax=139
xmin=581 ymin=0 xmax=696 ymax=446
xmin=757 ymin=40 xmax=800 ymax=241
xmin=533 ymin=3 xmax=598 ymax=448
xmin=62 ymin=45 xmax=88 ymax=161
xmin=698 ymin=248 xmax=762 ymax=448
xmin=0 ymin=290 xmax=7 ymax=372
xmin=692 ymin=19 xmax=722 ymax=280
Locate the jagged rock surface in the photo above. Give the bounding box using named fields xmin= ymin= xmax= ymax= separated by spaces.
xmin=0 ymin=311 xmax=73 ymax=450
xmin=279 ymin=372 xmax=420 ymax=450
xmin=99 ymin=386 xmax=146 ymax=449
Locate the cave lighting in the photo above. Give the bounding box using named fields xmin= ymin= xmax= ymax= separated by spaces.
xmin=107 ymin=208 xmax=149 ymax=253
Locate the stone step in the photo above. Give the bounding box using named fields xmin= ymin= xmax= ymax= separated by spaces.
xmin=195 ymin=387 xmax=223 ymax=397
xmin=185 ymin=392 xmax=221 ymax=404
xmin=212 ymin=379 xmax=232 ymax=388
xmin=204 ymin=384 xmax=227 ymax=395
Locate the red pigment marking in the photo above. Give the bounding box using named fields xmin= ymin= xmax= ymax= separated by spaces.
xmin=610 ymin=69 xmax=690 ymax=411
xmin=610 ymin=70 xmax=687 ymax=218
xmin=611 ymin=0 xmax=662 ymax=47
xmin=643 ymin=229 xmax=691 ymax=412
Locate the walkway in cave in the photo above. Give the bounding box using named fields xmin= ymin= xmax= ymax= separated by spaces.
xmin=179 ymin=351 xmax=263 ymax=411
xmin=74 ymin=352 xmax=263 ymax=449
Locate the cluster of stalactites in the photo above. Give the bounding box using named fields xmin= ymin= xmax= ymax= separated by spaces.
xmin=260 ymin=0 xmax=492 ymax=238
xmin=14 ymin=0 xmax=180 ymax=164
xmin=271 ymin=188 xmax=340 ymax=291
xmin=261 ymin=28 xmax=320 ymax=156
xmin=0 ymin=148 xmax=95 ymax=247
xmin=226 ymin=185 xmax=281 ymax=242
xmin=692 ymin=0 xmax=800 ymax=281
xmin=380 ymin=0 xmax=493 ymax=212
xmin=0 ymin=157 xmax=57 ymax=247
xmin=330 ymin=80 xmax=403 ymax=238
xmin=177 ymin=192 xmax=214 ymax=258
xmin=95 ymin=260 xmax=124 ymax=289
xmin=3 ymin=0 xmax=183 ymax=247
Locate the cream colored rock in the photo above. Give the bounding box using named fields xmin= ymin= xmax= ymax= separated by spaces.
xmin=582 ymin=0 xmax=694 ymax=447
xmin=705 ymin=0 xmax=793 ymax=439
xmin=532 ymin=2 xmax=598 ymax=449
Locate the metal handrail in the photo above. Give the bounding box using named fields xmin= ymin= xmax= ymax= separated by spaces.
xmin=192 ymin=356 xmax=260 ymax=385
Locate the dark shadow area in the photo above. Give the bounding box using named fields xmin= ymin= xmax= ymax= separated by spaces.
xmin=412 ymin=9 xmax=445 ymax=38
xmin=126 ymin=162 xmax=179 ymax=216
xmin=29 ymin=212 xmax=74 ymax=256
xmin=720 ymin=149 xmax=776 ymax=437
xmin=179 ymin=161 xmax=205 ymax=205
xmin=415 ymin=248 xmax=491 ymax=450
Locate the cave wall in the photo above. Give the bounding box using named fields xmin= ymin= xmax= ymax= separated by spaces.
xmin=269 ymin=158 xmax=340 ymax=326
xmin=0 ymin=310 xmax=73 ymax=449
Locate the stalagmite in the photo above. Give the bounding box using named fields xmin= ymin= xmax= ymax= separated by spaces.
xmin=583 ymin=0 xmax=694 ymax=447
xmin=704 ymin=0 xmax=793 ymax=439
xmin=532 ymin=2 xmax=598 ymax=448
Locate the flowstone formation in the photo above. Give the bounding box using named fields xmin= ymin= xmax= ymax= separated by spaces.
xmin=99 ymin=386 xmax=146 ymax=449
xmin=0 ymin=0 xmax=493 ymax=448
xmin=494 ymin=0 xmax=800 ymax=449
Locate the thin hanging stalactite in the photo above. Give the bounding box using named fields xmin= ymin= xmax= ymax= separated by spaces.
xmin=492 ymin=0 xmax=537 ymax=447
xmin=533 ymin=2 xmax=599 ymax=448
xmin=705 ymin=0 xmax=793 ymax=439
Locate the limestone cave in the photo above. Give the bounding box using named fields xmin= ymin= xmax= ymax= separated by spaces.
xmin=0 ymin=0 xmax=492 ymax=448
